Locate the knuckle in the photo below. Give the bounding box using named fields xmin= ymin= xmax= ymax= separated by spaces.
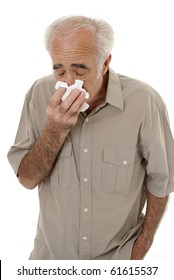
xmin=59 ymin=103 xmax=67 ymax=113
xmin=69 ymin=106 xmax=76 ymax=114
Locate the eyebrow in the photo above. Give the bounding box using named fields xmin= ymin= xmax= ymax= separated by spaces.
xmin=53 ymin=64 xmax=63 ymax=70
xmin=53 ymin=63 xmax=88 ymax=70
xmin=71 ymin=63 xmax=88 ymax=69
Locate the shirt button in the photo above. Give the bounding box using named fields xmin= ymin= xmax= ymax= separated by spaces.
xmin=85 ymin=118 xmax=89 ymax=122
xmin=84 ymin=208 xmax=88 ymax=212
xmin=84 ymin=148 xmax=88 ymax=153
xmin=123 ymin=160 xmax=128 ymax=165
xmin=83 ymin=236 xmax=87 ymax=241
xmin=84 ymin=178 xmax=88 ymax=182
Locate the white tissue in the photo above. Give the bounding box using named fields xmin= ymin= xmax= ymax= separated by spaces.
xmin=55 ymin=80 xmax=89 ymax=112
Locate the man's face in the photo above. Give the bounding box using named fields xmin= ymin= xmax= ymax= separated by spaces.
xmin=49 ymin=29 xmax=107 ymax=103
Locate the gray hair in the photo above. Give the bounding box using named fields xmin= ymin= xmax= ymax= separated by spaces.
xmin=45 ymin=15 xmax=114 ymax=75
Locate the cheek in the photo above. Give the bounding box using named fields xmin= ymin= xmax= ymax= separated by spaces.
xmin=84 ymin=76 xmax=102 ymax=94
xmin=53 ymin=70 xmax=61 ymax=81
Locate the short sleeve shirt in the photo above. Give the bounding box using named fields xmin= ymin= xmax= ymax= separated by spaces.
xmin=7 ymin=68 xmax=174 ymax=260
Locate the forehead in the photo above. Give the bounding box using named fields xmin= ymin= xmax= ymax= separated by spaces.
xmin=49 ymin=29 xmax=98 ymax=63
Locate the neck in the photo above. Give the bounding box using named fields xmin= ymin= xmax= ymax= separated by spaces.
xmin=86 ymin=71 xmax=109 ymax=114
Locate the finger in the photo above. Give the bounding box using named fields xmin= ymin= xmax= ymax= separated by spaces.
xmin=49 ymin=87 xmax=67 ymax=108
xmin=58 ymin=89 xmax=85 ymax=114
xmin=68 ymin=92 xmax=86 ymax=115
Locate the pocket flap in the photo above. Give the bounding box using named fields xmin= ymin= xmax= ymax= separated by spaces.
xmin=103 ymin=147 xmax=138 ymax=165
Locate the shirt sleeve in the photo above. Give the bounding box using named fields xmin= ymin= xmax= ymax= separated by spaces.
xmin=7 ymin=92 xmax=39 ymax=176
xmin=140 ymin=93 xmax=174 ymax=197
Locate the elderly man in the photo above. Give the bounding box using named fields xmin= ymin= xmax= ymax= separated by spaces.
xmin=8 ymin=16 xmax=174 ymax=260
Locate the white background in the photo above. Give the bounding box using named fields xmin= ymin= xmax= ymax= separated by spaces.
xmin=0 ymin=0 xmax=174 ymax=261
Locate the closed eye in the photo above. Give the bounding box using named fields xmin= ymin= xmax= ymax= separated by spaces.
xmin=74 ymin=71 xmax=86 ymax=76
xmin=58 ymin=72 xmax=66 ymax=76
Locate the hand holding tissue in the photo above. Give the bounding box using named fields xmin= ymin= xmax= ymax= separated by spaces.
xmin=55 ymin=80 xmax=89 ymax=112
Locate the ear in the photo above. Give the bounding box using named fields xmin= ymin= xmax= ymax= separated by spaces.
xmin=102 ymin=54 xmax=112 ymax=75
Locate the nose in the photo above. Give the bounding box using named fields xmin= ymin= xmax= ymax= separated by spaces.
xmin=63 ymin=74 xmax=75 ymax=86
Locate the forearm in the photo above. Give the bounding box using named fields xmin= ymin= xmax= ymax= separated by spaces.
xmin=131 ymin=190 xmax=169 ymax=259
xmin=18 ymin=87 xmax=87 ymax=189
xmin=142 ymin=190 xmax=168 ymax=236
xmin=18 ymin=121 xmax=69 ymax=189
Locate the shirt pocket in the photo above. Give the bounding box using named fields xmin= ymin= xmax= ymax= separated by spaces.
xmin=101 ymin=147 xmax=139 ymax=194
xmin=51 ymin=141 xmax=72 ymax=189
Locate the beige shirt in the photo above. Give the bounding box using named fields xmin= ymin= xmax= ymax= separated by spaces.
xmin=8 ymin=68 xmax=174 ymax=260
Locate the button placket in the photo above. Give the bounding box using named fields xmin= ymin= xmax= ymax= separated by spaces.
xmin=79 ymin=117 xmax=93 ymax=259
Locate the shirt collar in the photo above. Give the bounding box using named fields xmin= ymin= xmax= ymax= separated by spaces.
xmin=106 ymin=68 xmax=124 ymax=111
